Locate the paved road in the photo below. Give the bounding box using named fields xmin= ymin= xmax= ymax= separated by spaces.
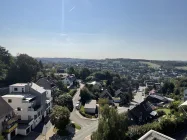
xmin=70 ymin=83 xmax=98 ymax=140
xmin=118 ymin=86 xmax=146 ymax=114
xmin=71 ymin=85 xmax=146 ymax=140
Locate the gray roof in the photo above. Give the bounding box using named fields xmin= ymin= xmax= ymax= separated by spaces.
xmin=31 ymin=83 xmax=46 ymax=94
xmin=139 ymin=130 xmax=175 ymax=140
xmin=36 ymin=78 xmax=52 ymax=90
xmin=0 ymin=96 xmax=13 ymax=117
xmin=84 ymin=100 xmax=96 ymax=109
xmin=115 ymin=89 xmax=123 ymax=97
xmin=100 ymin=90 xmax=113 ymax=100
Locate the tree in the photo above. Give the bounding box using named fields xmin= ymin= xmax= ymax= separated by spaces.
xmin=39 ymin=60 xmax=43 ymax=69
xmin=51 ymin=105 xmax=70 ymax=130
xmin=174 ymin=88 xmax=180 ymax=95
xmin=7 ymin=54 xmax=40 ymax=83
xmin=67 ymin=67 xmax=75 ymax=75
xmin=56 ymin=94 xmax=73 ymax=112
xmin=120 ymin=93 xmax=130 ymax=106
xmin=80 ymin=87 xmax=91 ymax=103
xmin=98 ymin=98 xmax=109 ymax=106
xmin=80 ymin=68 xmax=90 ymax=81
xmin=56 ymin=81 xmax=68 ymax=92
xmin=92 ymin=105 xmax=128 ymax=140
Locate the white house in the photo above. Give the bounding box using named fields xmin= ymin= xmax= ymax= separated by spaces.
xmin=2 ymin=82 xmax=51 ymax=136
xmin=139 ymin=130 xmax=175 ymax=140
xmin=184 ymin=89 xmax=187 ymax=101
xmin=0 ymin=97 xmax=18 ymax=140
xmin=62 ymin=75 xmax=76 ymax=88
xmin=84 ymin=100 xmax=97 ymax=114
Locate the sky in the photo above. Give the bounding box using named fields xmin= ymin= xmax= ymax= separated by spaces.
xmin=0 ymin=0 xmax=187 ymax=60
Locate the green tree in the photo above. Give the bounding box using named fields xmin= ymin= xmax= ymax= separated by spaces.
xmin=120 ymin=93 xmax=130 ymax=105
xmin=67 ymin=67 xmax=75 ymax=75
xmin=7 ymin=54 xmax=40 ymax=83
xmin=80 ymin=87 xmax=91 ymax=103
xmin=56 ymin=94 xmax=73 ymax=112
xmin=92 ymin=105 xmax=128 ymax=140
xmin=56 ymin=81 xmax=68 ymax=92
xmin=51 ymin=105 xmax=70 ymax=130
xmin=98 ymin=98 xmax=109 ymax=106
xmin=174 ymin=88 xmax=180 ymax=95
xmin=80 ymin=68 xmax=91 ymax=81
xmin=39 ymin=60 xmax=43 ymax=69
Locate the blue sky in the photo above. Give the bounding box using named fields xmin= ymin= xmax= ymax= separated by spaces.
xmin=0 ymin=0 xmax=187 ymax=60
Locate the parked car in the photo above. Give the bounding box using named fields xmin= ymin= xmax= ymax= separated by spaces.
xmin=75 ymin=101 xmax=80 ymax=110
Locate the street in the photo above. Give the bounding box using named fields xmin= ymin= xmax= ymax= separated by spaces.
xmin=71 ymin=85 xmax=146 ymax=140
xmin=117 ymin=86 xmax=146 ymax=114
xmin=70 ymin=83 xmax=98 ymax=140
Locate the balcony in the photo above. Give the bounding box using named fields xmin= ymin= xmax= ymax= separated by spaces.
xmin=28 ymin=105 xmax=41 ymax=111
xmin=3 ymin=123 xmax=18 ymax=133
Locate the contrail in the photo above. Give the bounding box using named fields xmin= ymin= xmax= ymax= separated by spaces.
xmin=69 ymin=6 xmax=75 ymax=12
xmin=61 ymin=0 xmax=65 ymax=33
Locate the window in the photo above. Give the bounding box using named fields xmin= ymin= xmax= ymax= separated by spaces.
xmin=14 ymin=88 xmax=18 ymax=91
xmin=8 ymin=99 xmax=12 ymax=103
xmin=22 ymin=88 xmax=24 ymax=93
xmin=34 ymin=115 xmax=37 ymax=120
xmin=17 ymin=107 xmax=21 ymax=111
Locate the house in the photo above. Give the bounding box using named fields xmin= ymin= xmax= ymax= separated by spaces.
xmin=84 ymin=100 xmax=97 ymax=114
xmin=2 ymin=83 xmax=51 ymax=136
xmin=62 ymin=74 xmax=76 ymax=88
xmin=139 ymin=130 xmax=175 ymax=140
xmin=87 ymin=81 xmax=102 ymax=88
xmin=100 ymin=90 xmax=113 ymax=104
xmin=149 ymin=89 xmax=156 ymax=95
xmin=0 ymin=96 xmax=18 ymax=140
xmin=184 ymin=89 xmax=187 ymax=101
xmin=128 ymin=100 xmax=156 ymax=124
xmin=146 ymin=82 xmax=154 ymax=89
xmin=36 ymin=77 xmax=56 ymax=110
xmin=145 ymin=95 xmax=169 ymax=106
xmin=114 ymin=89 xmax=123 ymax=97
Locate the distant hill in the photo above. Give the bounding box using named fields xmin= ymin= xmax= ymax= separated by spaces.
xmin=36 ymin=58 xmax=89 ymax=63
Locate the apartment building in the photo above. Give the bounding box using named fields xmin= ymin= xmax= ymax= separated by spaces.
xmin=2 ymin=82 xmax=52 ymax=136
xmin=0 ymin=97 xmax=18 ymax=140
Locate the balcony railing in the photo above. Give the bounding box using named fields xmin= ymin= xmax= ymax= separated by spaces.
xmin=2 ymin=115 xmax=18 ymax=126
xmin=28 ymin=105 xmax=41 ymax=111
xmin=3 ymin=123 xmax=18 ymax=133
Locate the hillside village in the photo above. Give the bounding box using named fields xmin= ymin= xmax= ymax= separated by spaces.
xmin=1 ymin=46 xmax=187 ymax=140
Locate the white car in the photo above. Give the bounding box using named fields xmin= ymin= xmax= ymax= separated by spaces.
xmin=75 ymin=102 xmax=80 ymax=110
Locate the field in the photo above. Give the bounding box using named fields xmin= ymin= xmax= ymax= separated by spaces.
xmin=175 ymin=66 xmax=187 ymax=70
xmin=140 ymin=61 xmax=160 ymax=68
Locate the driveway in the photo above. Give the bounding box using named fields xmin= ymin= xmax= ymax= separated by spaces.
xmin=117 ymin=86 xmax=146 ymax=114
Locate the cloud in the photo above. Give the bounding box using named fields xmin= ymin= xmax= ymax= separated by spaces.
xmin=69 ymin=6 xmax=75 ymax=12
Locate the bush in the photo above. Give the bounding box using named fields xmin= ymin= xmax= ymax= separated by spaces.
xmin=157 ymin=110 xmax=166 ymax=117
xmin=69 ymin=89 xmax=77 ymax=97
xmin=79 ymin=106 xmax=92 ymax=118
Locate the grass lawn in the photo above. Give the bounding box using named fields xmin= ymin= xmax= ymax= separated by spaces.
xmin=157 ymin=108 xmax=171 ymax=115
xmin=140 ymin=61 xmax=160 ymax=68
